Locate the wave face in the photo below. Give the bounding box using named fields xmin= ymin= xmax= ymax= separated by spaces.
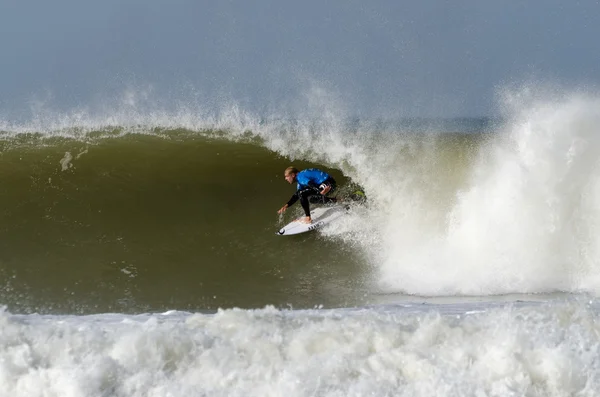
xmin=0 ymin=117 xmax=490 ymax=313
xmin=0 ymin=130 xmax=369 ymax=313
xmin=1 ymin=89 xmax=600 ymax=314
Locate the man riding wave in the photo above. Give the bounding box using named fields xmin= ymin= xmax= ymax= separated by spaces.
xmin=277 ymin=167 xmax=338 ymax=224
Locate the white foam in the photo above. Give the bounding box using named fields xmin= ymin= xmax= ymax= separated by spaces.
xmin=1 ymin=299 xmax=599 ymax=397
xmin=372 ymin=90 xmax=600 ymax=296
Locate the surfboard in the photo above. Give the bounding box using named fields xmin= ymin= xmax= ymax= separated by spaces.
xmin=277 ymin=205 xmax=348 ymax=236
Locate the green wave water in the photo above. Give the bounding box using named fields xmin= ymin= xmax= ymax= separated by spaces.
xmin=0 ymin=131 xmax=373 ymax=314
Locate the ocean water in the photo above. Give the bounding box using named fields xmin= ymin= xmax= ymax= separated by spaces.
xmin=2 ymin=90 xmax=600 ymax=395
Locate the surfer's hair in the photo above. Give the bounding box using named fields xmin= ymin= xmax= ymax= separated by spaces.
xmin=285 ymin=166 xmax=299 ymax=175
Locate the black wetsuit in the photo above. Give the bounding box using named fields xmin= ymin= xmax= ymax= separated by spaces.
xmin=286 ymin=169 xmax=337 ymax=217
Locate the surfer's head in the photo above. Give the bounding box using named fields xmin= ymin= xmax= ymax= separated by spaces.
xmin=284 ymin=166 xmax=298 ymax=184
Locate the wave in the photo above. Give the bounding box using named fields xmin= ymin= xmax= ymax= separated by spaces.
xmin=1 ymin=86 xmax=600 ymax=314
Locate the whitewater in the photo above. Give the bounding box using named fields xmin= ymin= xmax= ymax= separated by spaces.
xmin=2 ymin=300 xmax=600 ymax=397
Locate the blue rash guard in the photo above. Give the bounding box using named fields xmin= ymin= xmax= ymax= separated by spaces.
xmin=295 ymin=168 xmax=331 ymax=190
xmin=286 ymin=168 xmax=337 ymax=217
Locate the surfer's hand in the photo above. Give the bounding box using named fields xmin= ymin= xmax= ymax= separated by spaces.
xmin=277 ymin=204 xmax=288 ymax=214
xmin=320 ymin=185 xmax=331 ymax=195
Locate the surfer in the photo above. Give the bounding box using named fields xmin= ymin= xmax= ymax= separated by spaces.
xmin=277 ymin=167 xmax=338 ymax=224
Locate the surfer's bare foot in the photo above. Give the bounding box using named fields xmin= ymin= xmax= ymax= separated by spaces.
xmin=297 ymin=216 xmax=312 ymax=224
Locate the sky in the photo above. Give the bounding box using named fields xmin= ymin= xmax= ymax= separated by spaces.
xmin=1 ymin=0 xmax=600 ymax=118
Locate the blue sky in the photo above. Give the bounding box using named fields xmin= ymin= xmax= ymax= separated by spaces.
xmin=1 ymin=0 xmax=599 ymax=117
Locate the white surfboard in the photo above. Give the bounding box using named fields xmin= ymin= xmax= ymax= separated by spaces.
xmin=277 ymin=205 xmax=348 ymax=236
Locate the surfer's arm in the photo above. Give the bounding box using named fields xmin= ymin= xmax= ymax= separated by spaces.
xmin=278 ymin=192 xmax=299 ymax=214
xmin=286 ymin=192 xmax=299 ymax=207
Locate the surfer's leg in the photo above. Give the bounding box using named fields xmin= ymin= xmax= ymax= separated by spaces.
xmin=299 ymin=196 xmax=311 ymax=216
xmin=298 ymin=188 xmax=315 ymax=216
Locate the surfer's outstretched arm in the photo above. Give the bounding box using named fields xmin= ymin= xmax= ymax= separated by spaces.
xmin=286 ymin=193 xmax=299 ymax=207
xmin=278 ymin=193 xmax=299 ymax=214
